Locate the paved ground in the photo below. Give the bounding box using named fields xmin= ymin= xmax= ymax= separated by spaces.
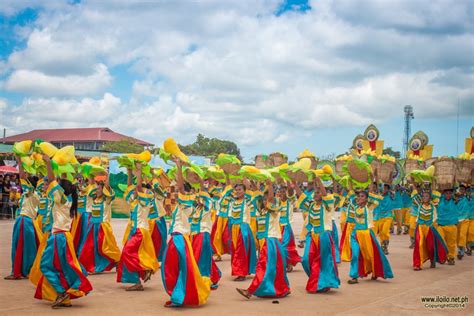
xmin=0 ymin=214 xmax=472 ymax=315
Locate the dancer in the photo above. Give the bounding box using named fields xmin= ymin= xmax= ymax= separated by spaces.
xmin=210 ymin=183 xmax=232 ymax=262
xmin=117 ymin=163 xmax=158 ymax=291
xmin=373 ymin=184 xmax=394 ymax=255
xmin=347 ymin=189 xmax=394 ymax=284
xmin=221 ymin=177 xmax=257 ymax=281
xmin=148 ymin=177 xmax=168 ymax=264
xmin=34 ymin=154 xmax=92 ymax=308
xmin=190 ymin=178 xmax=221 ymax=289
xmin=408 ymin=184 xmax=422 ymax=248
xmin=236 ymin=179 xmax=290 ymax=299
xmin=5 ymin=156 xmax=40 ymax=280
xmin=457 ymin=184 xmax=473 ymax=258
xmin=278 ymin=183 xmax=301 ymax=272
xmin=297 ymin=181 xmax=315 ymax=248
xmin=34 ymin=177 xmax=47 ymax=233
xmin=295 ymin=176 xmax=340 ymax=293
xmin=413 ymin=190 xmax=448 ymax=270
xmin=161 ymin=158 xmax=211 ymax=307
xmin=435 ymin=189 xmax=458 ymax=265
xmin=79 ymin=173 xmax=121 ymax=273
xmin=71 ymin=177 xmax=94 ymax=252
xmin=339 ymin=184 xmax=356 ymax=262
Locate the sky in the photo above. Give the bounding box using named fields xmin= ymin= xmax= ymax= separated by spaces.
xmin=0 ymin=0 xmax=473 ymax=162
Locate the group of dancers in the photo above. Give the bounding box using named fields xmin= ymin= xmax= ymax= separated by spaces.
xmin=5 ymin=151 xmax=474 ymax=309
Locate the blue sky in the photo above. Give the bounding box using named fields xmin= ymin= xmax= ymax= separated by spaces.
xmin=0 ymin=0 xmax=472 ymax=161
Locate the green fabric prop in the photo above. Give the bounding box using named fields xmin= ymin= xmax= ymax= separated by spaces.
xmin=158 ymin=147 xmax=173 ymax=164
xmin=118 ymin=183 xmax=128 ymax=192
xmin=205 ymin=167 xmax=226 ymax=183
xmin=80 ymin=163 xmax=106 ymax=178
xmin=215 ymin=154 xmax=241 ymax=166
xmin=408 ymin=170 xmax=433 ymax=184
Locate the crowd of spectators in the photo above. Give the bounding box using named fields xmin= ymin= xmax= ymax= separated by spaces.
xmin=0 ymin=173 xmax=21 ymax=219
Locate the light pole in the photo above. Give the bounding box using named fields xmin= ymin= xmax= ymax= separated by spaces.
xmin=403 ymin=105 xmax=414 ymax=157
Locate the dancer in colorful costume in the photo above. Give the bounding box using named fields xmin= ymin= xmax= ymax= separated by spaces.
xmin=117 ymin=163 xmax=158 ymax=290
xmin=29 ymin=177 xmax=53 ymax=286
xmin=295 ymin=176 xmax=340 ymax=292
xmin=34 ymin=177 xmax=48 ymax=232
xmin=221 ymin=177 xmax=257 ymax=281
xmin=34 ymin=154 xmax=92 ymax=308
xmin=71 ymin=177 xmax=94 ymax=252
xmin=236 ymin=179 xmax=290 ymax=299
xmin=5 ymin=156 xmax=40 ymax=280
xmin=148 ymin=174 xmax=168 ymax=263
xmin=413 ymin=190 xmax=448 ymax=270
xmin=347 ymin=189 xmax=394 ymax=284
xmin=339 ymin=186 xmax=356 ymax=262
xmin=278 ymin=184 xmax=301 ymax=271
xmin=434 ymin=189 xmax=458 ymax=265
xmin=189 ymin=177 xmax=221 ymax=290
xmin=297 ymin=181 xmax=315 ymax=248
xmin=331 ymin=184 xmax=343 ymax=263
xmin=79 ymin=173 xmax=121 ymax=273
xmin=161 ymin=158 xmax=211 ymax=307
xmin=373 ymin=184 xmax=394 ymax=255
xmin=407 ymin=184 xmax=422 ymax=248
xmin=457 ymin=184 xmax=473 ymax=258
xmin=210 ymin=183 xmax=232 ymax=261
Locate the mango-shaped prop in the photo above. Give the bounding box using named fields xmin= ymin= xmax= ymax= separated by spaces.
xmin=13 ymin=140 xmax=32 ymax=157
xmin=125 ymin=150 xmax=152 ymax=163
xmin=37 ymin=142 xmax=59 ymax=157
xmin=163 ymin=138 xmax=189 ymax=162
xmin=52 ymin=145 xmax=76 ymax=166
xmin=21 ymin=155 xmax=34 ymax=167
xmin=425 ymin=165 xmax=435 ymax=177
xmin=292 ymin=157 xmax=312 ymax=171
xmin=322 ymin=164 xmax=333 ymax=174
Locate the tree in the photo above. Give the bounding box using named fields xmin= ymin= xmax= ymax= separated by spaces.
xmin=383 ymin=147 xmax=401 ymax=159
xmin=180 ymin=134 xmax=242 ymax=161
xmin=101 ymin=138 xmax=144 ymax=153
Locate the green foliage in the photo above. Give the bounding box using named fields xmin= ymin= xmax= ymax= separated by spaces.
xmin=180 ymin=134 xmax=242 ymax=161
xmin=383 ymin=147 xmax=401 ymax=159
xmin=109 ymin=172 xmax=128 ymax=198
xmin=101 ymin=138 xmax=144 ymax=153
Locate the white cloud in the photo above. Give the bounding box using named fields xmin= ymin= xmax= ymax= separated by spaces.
xmin=2 ymin=93 xmax=121 ymax=131
xmin=4 ymin=64 xmax=112 ymax=96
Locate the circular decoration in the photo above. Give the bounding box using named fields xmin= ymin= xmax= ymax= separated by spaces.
xmin=353 ymin=135 xmax=364 ymax=150
xmin=364 ymin=124 xmax=379 ymax=142
xmin=413 ymin=131 xmax=429 ymax=146
xmin=409 ymin=138 xmax=422 ymax=151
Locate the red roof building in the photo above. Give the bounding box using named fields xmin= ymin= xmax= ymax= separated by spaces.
xmin=0 ymin=127 xmax=153 ymax=151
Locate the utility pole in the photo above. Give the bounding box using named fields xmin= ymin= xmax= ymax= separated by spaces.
xmin=403 ymin=105 xmax=414 ymax=157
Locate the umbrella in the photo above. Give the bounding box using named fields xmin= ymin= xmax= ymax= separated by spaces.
xmin=0 ymin=165 xmax=19 ymax=174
